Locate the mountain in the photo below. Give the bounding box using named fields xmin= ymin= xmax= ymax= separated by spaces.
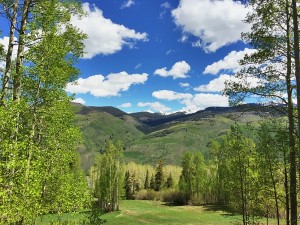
xmin=72 ymin=103 xmax=284 ymax=169
xmin=72 ymin=103 xmax=144 ymax=171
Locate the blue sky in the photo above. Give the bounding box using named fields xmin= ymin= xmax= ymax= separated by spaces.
xmin=0 ymin=0 xmax=257 ymax=114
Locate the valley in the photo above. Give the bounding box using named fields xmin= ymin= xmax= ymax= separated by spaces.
xmin=72 ymin=102 xmax=281 ymax=168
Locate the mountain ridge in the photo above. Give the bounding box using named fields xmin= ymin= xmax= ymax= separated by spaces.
xmin=71 ymin=102 xmax=284 ymax=168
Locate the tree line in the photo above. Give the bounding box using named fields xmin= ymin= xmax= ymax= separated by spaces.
xmin=90 ymin=120 xmax=297 ymax=225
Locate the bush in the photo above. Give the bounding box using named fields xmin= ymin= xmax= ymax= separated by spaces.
xmin=160 ymin=189 xmax=186 ymax=205
xmin=135 ymin=189 xmax=158 ymax=200
xmin=135 ymin=188 xmax=187 ymax=206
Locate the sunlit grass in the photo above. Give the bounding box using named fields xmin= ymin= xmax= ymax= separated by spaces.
xmin=37 ymin=200 xmax=282 ymax=225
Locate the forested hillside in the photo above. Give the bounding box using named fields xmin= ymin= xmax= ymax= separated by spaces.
xmin=73 ymin=103 xmax=282 ymax=167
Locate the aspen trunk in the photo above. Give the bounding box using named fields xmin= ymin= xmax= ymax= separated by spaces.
xmin=13 ymin=0 xmax=31 ymax=102
xmin=291 ymin=0 xmax=299 ymax=224
xmin=1 ymin=0 xmax=19 ymax=105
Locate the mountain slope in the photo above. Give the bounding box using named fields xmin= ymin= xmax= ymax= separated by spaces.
xmin=72 ymin=103 xmax=282 ymax=167
xmin=72 ymin=103 xmax=144 ymax=170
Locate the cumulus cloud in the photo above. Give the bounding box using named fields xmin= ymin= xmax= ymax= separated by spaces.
xmin=194 ymin=74 xmax=231 ymax=92
xmin=151 ymin=89 xmax=228 ymax=113
xmin=72 ymin=98 xmax=86 ymax=105
xmin=194 ymin=74 xmax=263 ymax=93
xmin=121 ymin=0 xmax=135 ymax=9
xmin=119 ymin=102 xmax=132 ymax=108
xmin=172 ymin=0 xmax=251 ymax=52
xmin=154 ymin=61 xmax=191 ymax=79
xmin=204 ymin=48 xmax=257 ymax=75
xmin=138 ymin=102 xmax=171 ymax=113
xmin=71 ymin=3 xmax=147 ymax=59
xmin=152 ymin=90 xmax=192 ymax=100
xmin=66 ymin=71 xmax=148 ymax=97
xmin=181 ymin=93 xmax=229 ymax=113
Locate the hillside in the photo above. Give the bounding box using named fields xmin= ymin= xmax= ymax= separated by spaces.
xmin=72 ymin=103 xmax=144 ymax=170
xmin=72 ymin=103 xmax=283 ymax=168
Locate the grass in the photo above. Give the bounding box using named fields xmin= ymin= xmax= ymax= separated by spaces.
xmin=101 ymin=200 xmax=242 ymax=225
xmin=36 ymin=200 xmax=281 ymax=225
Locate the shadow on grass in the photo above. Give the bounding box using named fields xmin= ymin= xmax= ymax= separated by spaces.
xmin=201 ymin=204 xmax=237 ymax=216
xmin=161 ymin=202 xmax=238 ymax=217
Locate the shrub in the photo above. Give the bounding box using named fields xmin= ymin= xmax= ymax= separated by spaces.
xmin=160 ymin=189 xmax=186 ymax=206
xmin=135 ymin=189 xmax=158 ymax=200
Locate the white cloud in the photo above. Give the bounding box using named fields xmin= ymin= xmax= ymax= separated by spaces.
xmin=172 ymin=0 xmax=251 ymax=52
xmin=181 ymin=93 xmax=229 ymax=113
xmin=0 ymin=36 xmax=20 ymax=69
xmin=151 ymin=89 xmax=228 ymax=113
xmin=121 ymin=0 xmax=135 ymax=9
xmin=154 ymin=61 xmax=191 ymax=79
xmin=135 ymin=63 xmax=142 ymax=69
xmin=194 ymin=74 xmax=263 ymax=93
xmin=66 ymin=71 xmax=148 ymax=97
xmin=71 ymin=3 xmax=147 ymax=59
xmin=194 ymin=74 xmax=231 ymax=92
xmin=0 ymin=36 xmax=18 ymax=59
xmin=180 ymin=34 xmax=188 ymax=43
xmin=179 ymin=82 xmax=190 ymax=87
xmin=137 ymin=102 xmax=171 ymax=113
xmin=161 ymin=2 xmax=171 ymax=9
xmin=119 ymin=102 xmax=132 ymax=108
xmin=152 ymin=90 xmax=192 ymax=101
xmin=72 ymin=98 xmax=86 ymax=105
xmin=204 ymin=48 xmax=257 ymax=75
xmin=159 ymin=2 xmax=171 ymax=18
xmin=0 ymin=61 xmax=5 ymax=70
xmin=166 ymin=49 xmax=174 ymax=55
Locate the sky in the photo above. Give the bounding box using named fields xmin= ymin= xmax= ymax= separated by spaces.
xmin=0 ymin=0 xmax=257 ymax=114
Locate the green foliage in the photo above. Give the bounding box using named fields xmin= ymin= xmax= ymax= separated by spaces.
xmin=93 ymin=140 xmax=124 ymax=212
xmin=166 ymin=172 xmax=174 ymax=189
xmin=0 ymin=1 xmax=89 ymax=224
xmin=134 ymin=189 xmax=158 ymax=201
xmin=144 ymin=169 xmax=150 ymax=189
xmin=179 ymin=151 xmax=206 ymax=205
xmin=150 ymin=174 xmax=155 ymax=190
xmin=80 ymin=207 xmax=106 ymax=225
xmin=154 ymin=160 xmax=164 ymax=191
xmin=208 ymin=122 xmax=290 ymax=224
xmin=123 ymin=170 xmax=140 ymax=199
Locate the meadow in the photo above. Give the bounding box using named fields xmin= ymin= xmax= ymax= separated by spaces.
xmin=36 ymin=200 xmax=280 ymax=225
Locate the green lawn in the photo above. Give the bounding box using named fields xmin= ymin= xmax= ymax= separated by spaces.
xmin=37 ymin=200 xmax=280 ymax=225
xmin=101 ymin=200 xmax=242 ymax=225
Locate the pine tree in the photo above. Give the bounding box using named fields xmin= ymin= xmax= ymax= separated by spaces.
xmin=144 ymin=169 xmax=150 ymax=189
xmin=150 ymin=174 xmax=155 ymax=190
xmin=124 ymin=170 xmax=133 ymax=200
xmin=154 ymin=160 xmax=164 ymax=191
xmin=166 ymin=172 xmax=173 ymax=189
